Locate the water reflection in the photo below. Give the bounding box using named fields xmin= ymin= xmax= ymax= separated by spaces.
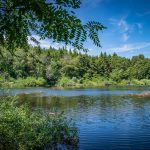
xmin=1 ymin=87 xmax=150 ymax=150
xmin=0 ymin=86 xmax=150 ymax=97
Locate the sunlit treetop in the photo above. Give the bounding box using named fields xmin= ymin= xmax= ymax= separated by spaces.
xmin=0 ymin=0 xmax=106 ymax=51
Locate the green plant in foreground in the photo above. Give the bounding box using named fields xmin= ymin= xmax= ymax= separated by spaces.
xmin=0 ymin=97 xmax=79 ymax=150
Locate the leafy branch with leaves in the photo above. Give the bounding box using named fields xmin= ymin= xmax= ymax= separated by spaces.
xmin=0 ymin=0 xmax=106 ymax=51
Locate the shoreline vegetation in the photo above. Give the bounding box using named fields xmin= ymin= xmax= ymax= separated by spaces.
xmin=0 ymin=47 xmax=150 ymax=89
xmin=0 ymin=48 xmax=149 ymax=150
xmin=0 ymin=76 xmax=150 ymax=89
xmin=0 ymin=97 xmax=79 ymax=149
xmin=1 ymin=0 xmax=149 ymax=149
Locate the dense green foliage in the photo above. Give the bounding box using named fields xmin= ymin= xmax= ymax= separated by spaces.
xmin=0 ymin=47 xmax=149 ymax=87
xmin=0 ymin=96 xmax=78 ymax=150
xmin=0 ymin=0 xmax=105 ymax=51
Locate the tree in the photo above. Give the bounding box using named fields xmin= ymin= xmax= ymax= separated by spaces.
xmin=45 ymin=61 xmax=61 ymax=86
xmin=0 ymin=0 xmax=105 ymax=51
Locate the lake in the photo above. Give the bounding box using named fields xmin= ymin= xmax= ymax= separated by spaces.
xmin=1 ymin=87 xmax=150 ymax=150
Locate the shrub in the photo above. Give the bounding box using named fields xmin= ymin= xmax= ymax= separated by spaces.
xmin=81 ymin=76 xmax=116 ymax=87
xmin=140 ymin=79 xmax=150 ymax=85
xmin=1 ymin=77 xmax=47 ymax=88
xmin=57 ymin=76 xmax=78 ymax=87
xmin=0 ymin=97 xmax=79 ymax=150
xmin=110 ymin=69 xmax=129 ymax=82
xmin=119 ymin=80 xmax=130 ymax=86
xmin=17 ymin=77 xmax=47 ymax=87
xmin=0 ymin=76 xmax=4 ymax=82
xmin=131 ymin=79 xmax=145 ymax=86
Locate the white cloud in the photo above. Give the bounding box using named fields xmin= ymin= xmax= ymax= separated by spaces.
xmin=109 ymin=17 xmax=144 ymax=42
xmin=118 ymin=18 xmax=129 ymax=32
xmin=109 ymin=17 xmax=132 ymax=42
xmin=109 ymin=17 xmax=130 ymax=32
xmin=109 ymin=42 xmax=150 ymax=53
xmin=122 ymin=33 xmax=129 ymax=42
xmin=28 ymin=35 xmax=50 ymax=48
xmin=28 ymin=35 xmax=64 ymax=49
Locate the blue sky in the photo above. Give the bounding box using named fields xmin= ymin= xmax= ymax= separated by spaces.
xmin=76 ymin=0 xmax=150 ymax=57
xmin=29 ymin=0 xmax=150 ymax=58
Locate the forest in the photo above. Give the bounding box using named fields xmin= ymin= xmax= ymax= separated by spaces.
xmin=0 ymin=46 xmax=150 ymax=88
xmin=1 ymin=0 xmax=150 ymax=149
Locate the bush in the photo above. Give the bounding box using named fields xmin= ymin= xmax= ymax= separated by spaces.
xmin=0 ymin=97 xmax=78 ymax=150
xmin=131 ymin=79 xmax=145 ymax=86
xmin=140 ymin=79 xmax=150 ymax=85
xmin=15 ymin=77 xmax=47 ymax=87
xmin=0 ymin=77 xmax=47 ymax=88
xmin=119 ymin=79 xmax=130 ymax=86
xmin=81 ymin=76 xmax=117 ymax=87
xmin=110 ymin=69 xmax=125 ymax=82
xmin=57 ymin=76 xmax=79 ymax=87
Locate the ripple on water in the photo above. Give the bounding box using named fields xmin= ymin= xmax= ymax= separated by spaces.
xmin=1 ymin=87 xmax=150 ymax=149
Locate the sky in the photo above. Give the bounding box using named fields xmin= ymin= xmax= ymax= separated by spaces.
xmin=30 ymin=0 xmax=150 ymax=58
xmin=77 ymin=0 xmax=150 ymax=57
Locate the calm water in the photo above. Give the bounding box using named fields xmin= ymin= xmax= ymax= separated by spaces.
xmin=1 ymin=87 xmax=150 ymax=150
